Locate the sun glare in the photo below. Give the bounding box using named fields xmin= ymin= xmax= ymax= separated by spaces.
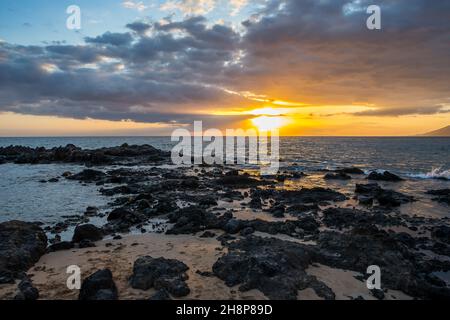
xmin=248 ymin=107 xmax=286 ymax=116
xmin=251 ymin=116 xmax=287 ymax=131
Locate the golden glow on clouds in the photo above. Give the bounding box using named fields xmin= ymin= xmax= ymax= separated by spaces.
xmin=211 ymin=103 xmax=375 ymax=117
xmin=0 ymin=112 xmax=173 ymax=136
xmin=1 ymin=100 xmax=449 ymax=136
xmin=269 ymin=100 xmax=306 ymax=107
xmin=247 ymin=107 xmax=287 ymax=116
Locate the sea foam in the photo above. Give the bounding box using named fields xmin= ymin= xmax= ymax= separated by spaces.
xmin=408 ymin=167 xmax=450 ymax=180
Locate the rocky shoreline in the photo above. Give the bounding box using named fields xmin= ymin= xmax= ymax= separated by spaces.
xmin=0 ymin=144 xmax=449 ymax=300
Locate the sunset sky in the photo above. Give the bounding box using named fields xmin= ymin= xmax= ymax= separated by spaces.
xmin=0 ymin=0 xmax=449 ymax=136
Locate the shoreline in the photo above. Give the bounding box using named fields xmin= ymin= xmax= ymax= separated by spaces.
xmin=1 ymin=143 xmax=449 ymax=300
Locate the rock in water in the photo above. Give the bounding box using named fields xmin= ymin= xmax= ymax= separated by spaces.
xmin=72 ymin=224 xmax=103 ymax=243
xmin=78 ymin=269 xmax=118 ymax=300
xmin=0 ymin=144 xmax=170 ymax=165
xmin=130 ymin=256 xmax=190 ymax=297
xmin=0 ymin=221 xmax=47 ymax=284
xmin=67 ymin=169 xmax=106 ymax=182
xmin=426 ymin=189 xmax=450 ymax=204
xmin=335 ymin=167 xmax=365 ymax=174
xmin=367 ymin=171 xmax=403 ymax=181
xmin=107 ymin=208 xmax=133 ymax=221
xmin=324 ymin=172 xmax=351 ymax=180
xmin=355 ymin=183 xmax=414 ymax=207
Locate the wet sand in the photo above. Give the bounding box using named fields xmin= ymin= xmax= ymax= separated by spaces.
xmin=0 ymin=231 xmax=412 ymax=300
xmin=0 ymin=232 xmax=266 ymax=300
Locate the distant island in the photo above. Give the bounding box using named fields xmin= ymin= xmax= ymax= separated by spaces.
xmin=421 ymin=125 xmax=450 ymax=136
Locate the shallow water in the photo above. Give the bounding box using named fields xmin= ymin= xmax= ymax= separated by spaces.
xmin=0 ymin=163 xmax=111 ymax=224
xmin=0 ymin=136 xmax=449 ymax=232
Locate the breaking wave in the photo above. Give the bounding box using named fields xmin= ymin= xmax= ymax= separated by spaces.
xmin=408 ymin=167 xmax=450 ymax=180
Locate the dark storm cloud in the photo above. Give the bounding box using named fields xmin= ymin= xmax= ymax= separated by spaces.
xmin=0 ymin=0 xmax=449 ymax=124
xmin=237 ymin=0 xmax=450 ymax=110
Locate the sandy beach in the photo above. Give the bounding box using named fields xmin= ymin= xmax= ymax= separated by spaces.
xmin=0 ymin=231 xmax=413 ymax=300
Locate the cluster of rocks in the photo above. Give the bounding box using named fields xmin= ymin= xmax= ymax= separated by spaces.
xmin=321 ymin=169 xmax=403 ymax=182
xmin=322 ymin=207 xmax=403 ymax=229
xmin=212 ymin=225 xmax=450 ymax=300
xmin=312 ymin=225 xmax=450 ymax=299
xmin=213 ymin=236 xmax=335 ymax=300
xmin=0 ymin=143 xmax=170 ymax=166
xmin=355 ymin=183 xmax=414 ymax=207
xmin=48 ymin=223 xmax=103 ymax=252
xmin=76 ymin=256 xmax=192 ymax=300
xmin=427 ymin=189 xmax=450 ymax=205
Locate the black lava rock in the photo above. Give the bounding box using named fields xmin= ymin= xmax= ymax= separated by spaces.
xmin=72 ymin=224 xmax=103 ymax=243
xmin=14 ymin=278 xmax=39 ymax=300
xmin=324 ymin=172 xmax=351 ymax=180
xmin=213 ymin=236 xmax=335 ymax=300
xmin=78 ymin=269 xmax=118 ymax=300
xmin=47 ymin=241 xmax=74 ymax=252
xmin=130 ymin=256 xmax=190 ymax=297
xmin=367 ymin=171 xmax=403 ymax=182
xmin=0 ymin=221 xmax=47 ymax=284
xmin=149 ymin=289 xmax=171 ymax=300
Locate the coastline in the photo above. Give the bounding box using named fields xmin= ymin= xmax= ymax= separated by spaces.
xmin=0 ymin=143 xmax=449 ymax=300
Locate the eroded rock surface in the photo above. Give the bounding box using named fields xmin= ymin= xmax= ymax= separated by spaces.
xmin=0 ymin=221 xmax=47 ymax=284
xmin=130 ymin=256 xmax=190 ymax=297
xmin=79 ymin=269 xmax=118 ymax=300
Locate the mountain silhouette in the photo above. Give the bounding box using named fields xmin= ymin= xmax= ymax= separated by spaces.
xmin=421 ymin=125 xmax=450 ymax=136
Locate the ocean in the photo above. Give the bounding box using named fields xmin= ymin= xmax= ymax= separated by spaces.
xmin=0 ymin=136 xmax=449 ymax=236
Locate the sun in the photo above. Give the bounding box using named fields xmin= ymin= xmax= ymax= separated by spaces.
xmin=251 ymin=116 xmax=287 ymax=131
